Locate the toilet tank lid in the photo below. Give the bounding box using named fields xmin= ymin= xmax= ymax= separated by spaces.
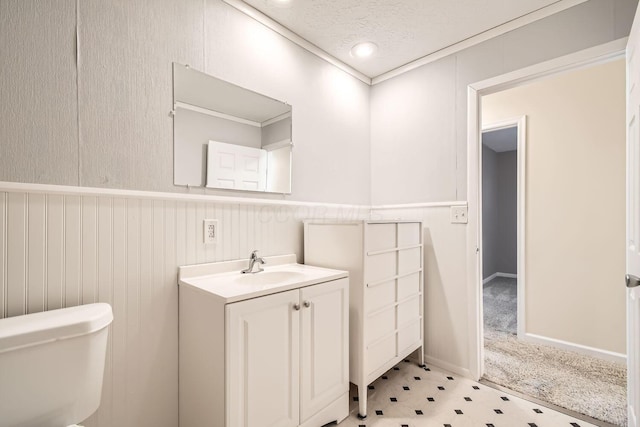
xmin=0 ymin=303 xmax=113 ymax=353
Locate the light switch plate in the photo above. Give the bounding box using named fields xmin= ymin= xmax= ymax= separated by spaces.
xmin=203 ymin=219 xmax=218 ymax=244
xmin=450 ymin=206 xmax=468 ymax=224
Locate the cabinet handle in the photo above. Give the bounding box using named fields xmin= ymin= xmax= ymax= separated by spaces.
xmin=303 ymin=301 xmax=311 ymax=308
xmin=293 ymin=303 xmax=300 ymax=311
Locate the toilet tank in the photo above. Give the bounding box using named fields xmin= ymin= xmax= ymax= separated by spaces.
xmin=0 ymin=303 xmax=113 ymax=427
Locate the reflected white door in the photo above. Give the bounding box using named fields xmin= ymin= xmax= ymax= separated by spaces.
xmin=206 ymin=140 xmax=267 ymax=191
xmin=627 ymin=6 xmax=640 ymax=426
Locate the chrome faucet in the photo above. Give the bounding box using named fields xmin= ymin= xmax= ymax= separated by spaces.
xmin=241 ymin=250 xmax=266 ymax=274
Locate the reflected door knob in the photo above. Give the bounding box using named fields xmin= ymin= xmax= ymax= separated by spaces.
xmin=293 ymin=303 xmax=300 ymax=311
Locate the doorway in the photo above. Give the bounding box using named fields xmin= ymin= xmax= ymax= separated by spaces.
xmin=481 ymin=122 xmax=520 ymax=345
xmin=469 ymin=41 xmax=628 ymax=426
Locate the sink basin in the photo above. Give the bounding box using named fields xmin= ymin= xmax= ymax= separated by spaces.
xmin=234 ymin=270 xmax=307 ymax=286
xmin=178 ymin=254 xmax=348 ymax=303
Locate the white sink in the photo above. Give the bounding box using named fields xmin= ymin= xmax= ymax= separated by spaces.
xmin=178 ymin=254 xmax=348 ymax=303
xmin=235 ymin=270 xmax=307 ymax=286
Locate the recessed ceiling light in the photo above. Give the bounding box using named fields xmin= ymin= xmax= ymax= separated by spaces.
xmin=350 ymin=42 xmax=378 ymax=58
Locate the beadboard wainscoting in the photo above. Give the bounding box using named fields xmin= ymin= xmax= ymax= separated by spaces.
xmin=371 ymin=204 xmax=470 ymax=378
xmin=0 ymin=183 xmax=369 ymax=427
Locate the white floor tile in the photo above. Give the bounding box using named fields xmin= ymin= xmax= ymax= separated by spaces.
xmin=337 ymin=360 xmax=598 ymax=427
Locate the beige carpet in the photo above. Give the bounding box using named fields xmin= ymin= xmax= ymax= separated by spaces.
xmin=483 ymin=277 xmax=627 ymax=426
xmin=484 ymin=330 xmax=627 ymax=426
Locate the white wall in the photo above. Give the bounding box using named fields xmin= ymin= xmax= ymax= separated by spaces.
xmin=0 ymin=0 xmax=371 ymax=205
xmin=483 ymin=59 xmax=626 ymax=355
xmin=371 ymin=0 xmax=636 ymax=205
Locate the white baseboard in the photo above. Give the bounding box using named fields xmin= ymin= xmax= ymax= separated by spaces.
xmin=482 ymin=272 xmax=517 ymax=285
xmin=522 ymin=333 xmax=626 ymax=365
xmin=424 ymin=355 xmax=472 ymax=380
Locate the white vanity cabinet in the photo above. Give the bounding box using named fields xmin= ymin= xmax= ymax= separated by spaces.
xmin=178 ymin=255 xmax=349 ymax=427
xmin=226 ymin=289 xmax=300 ymax=427
xmin=304 ymin=220 xmax=424 ymax=418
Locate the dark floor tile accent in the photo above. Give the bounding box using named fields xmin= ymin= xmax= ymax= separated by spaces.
xmin=404 ymin=359 xmax=410 ymax=362
xmin=424 ymin=367 xmax=431 ymax=371
xmin=393 ymin=367 xmax=400 ymax=371
xmin=342 ymin=364 xmax=593 ymax=427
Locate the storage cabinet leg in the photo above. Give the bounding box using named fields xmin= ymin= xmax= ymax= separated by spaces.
xmin=357 ymin=385 xmax=367 ymax=419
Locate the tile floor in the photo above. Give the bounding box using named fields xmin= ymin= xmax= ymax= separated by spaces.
xmin=336 ymin=360 xmax=597 ymax=427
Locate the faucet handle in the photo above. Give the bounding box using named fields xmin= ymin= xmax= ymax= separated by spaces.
xmin=250 ymin=250 xmax=259 ymax=258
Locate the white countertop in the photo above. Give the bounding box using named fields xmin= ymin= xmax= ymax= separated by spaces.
xmin=178 ymin=254 xmax=348 ymax=304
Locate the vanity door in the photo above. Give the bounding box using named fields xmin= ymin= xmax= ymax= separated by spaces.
xmin=299 ymin=278 xmax=349 ymax=423
xmin=226 ymin=289 xmax=300 ymax=427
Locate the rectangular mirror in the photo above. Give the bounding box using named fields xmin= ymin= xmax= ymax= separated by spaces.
xmin=173 ymin=63 xmax=292 ymax=193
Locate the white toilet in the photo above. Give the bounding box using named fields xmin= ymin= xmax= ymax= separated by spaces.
xmin=0 ymin=303 xmax=113 ymax=427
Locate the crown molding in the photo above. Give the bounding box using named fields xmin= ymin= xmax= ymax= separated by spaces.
xmin=223 ymin=0 xmax=589 ymax=86
xmin=372 ymin=0 xmax=589 ymax=84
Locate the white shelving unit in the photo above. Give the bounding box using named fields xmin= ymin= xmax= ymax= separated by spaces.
xmin=304 ymin=220 xmax=424 ymax=418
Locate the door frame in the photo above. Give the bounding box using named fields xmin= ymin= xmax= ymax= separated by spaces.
xmin=480 ymin=116 xmax=527 ymax=345
xmin=466 ymin=38 xmax=627 ymax=381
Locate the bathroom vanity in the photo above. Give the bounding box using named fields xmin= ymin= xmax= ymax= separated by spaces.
xmin=304 ymin=220 xmax=424 ymax=418
xmin=178 ymin=254 xmax=349 ymax=427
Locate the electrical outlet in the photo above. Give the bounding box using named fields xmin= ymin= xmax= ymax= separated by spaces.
xmin=203 ymin=219 xmax=218 ymax=244
xmin=450 ymin=206 xmax=468 ymax=224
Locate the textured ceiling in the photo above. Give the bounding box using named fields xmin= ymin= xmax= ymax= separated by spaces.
xmin=241 ymin=0 xmax=563 ymax=78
